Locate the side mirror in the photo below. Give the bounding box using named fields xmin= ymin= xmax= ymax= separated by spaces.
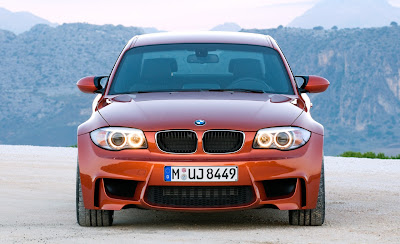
xmin=76 ymin=76 xmax=108 ymax=94
xmin=295 ymin=75 xmax=330 ymax=93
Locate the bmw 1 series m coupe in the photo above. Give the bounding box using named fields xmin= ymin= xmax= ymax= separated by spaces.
xmin=76 ymin=31 xmax=329 ymax=226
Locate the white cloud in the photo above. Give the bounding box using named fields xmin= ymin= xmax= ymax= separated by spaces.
xmin=389 ymin=0 xmax=400 ymax=7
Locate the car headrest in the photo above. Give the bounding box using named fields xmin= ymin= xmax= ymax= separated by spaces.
xmin=228 ymin=58 xmax=263 ymax=78
xmin=141 ymin=58 xmax=178 ymax=79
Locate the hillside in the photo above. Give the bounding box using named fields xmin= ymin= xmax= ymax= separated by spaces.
xmin=244 ymin=26 xmax=400 ymax=155
xmin=0 ymin=7 xmax=57 ymax=34
xmin=0 ymin=23 xmax=144 ymax=147
xmin=0 ymin=23 xmax=399 ymax=155
xmin=210 ymin=23 xmax=241 ymax=32
xmin=288 ymin=0 xmax=400 ymax=29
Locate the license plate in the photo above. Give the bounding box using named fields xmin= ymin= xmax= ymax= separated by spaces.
xmin=164 ymin=166 xmax=238 ymax=182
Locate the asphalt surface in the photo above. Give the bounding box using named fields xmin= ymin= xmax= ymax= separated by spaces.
xmin=0 ymin=145 xmax=399 ymax=243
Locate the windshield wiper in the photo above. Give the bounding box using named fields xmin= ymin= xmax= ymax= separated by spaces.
xmin=128 ymin=89 xmax=206 ymax=93
xmin=125 ymin=90 xmax=175 ymax=93
xmin=124 ymin=89 xmax=266 ymax=94
xmin=206 ymin=89 xmax=266 ymax=93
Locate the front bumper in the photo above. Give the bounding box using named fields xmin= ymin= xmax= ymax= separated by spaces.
xmin=78 ymin=131 xmax=323 ymax=212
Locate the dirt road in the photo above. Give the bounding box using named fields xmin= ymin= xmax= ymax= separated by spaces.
xmin=0 ymin=145 xmax=399 ymax=243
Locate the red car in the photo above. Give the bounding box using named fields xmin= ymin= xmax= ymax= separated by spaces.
xmin=76 ymin=32 xmax=329 ymax=226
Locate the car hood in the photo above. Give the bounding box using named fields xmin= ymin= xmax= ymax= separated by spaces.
xmin=98 ymin=92 xmax=304 ymax=132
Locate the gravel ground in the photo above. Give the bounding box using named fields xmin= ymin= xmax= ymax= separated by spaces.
xmin=0 ymin=145 xmax=399 ymax=243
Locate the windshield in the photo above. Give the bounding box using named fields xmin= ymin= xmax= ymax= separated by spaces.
xmin=109 ymin=44 xmax=294 ymax=95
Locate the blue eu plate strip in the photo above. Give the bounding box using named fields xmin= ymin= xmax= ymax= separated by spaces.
xmin=164 ymin=166 xmax=171 ymax=181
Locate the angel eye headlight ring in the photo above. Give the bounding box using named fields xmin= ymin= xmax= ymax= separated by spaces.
xmin=253 ymin=127 xmax=310 ymax=150
xmin=90 ymin=127 xmax=147 ymax=151
xmin=107 ymin=132 xmax=127 ymax=149
xmin=257 ymin=133 xmax=273 ymax=148
xmin=274 ymin=131 xmax=293 ymax=149
xmin=128 ymin=133 xmax=145 ymax=148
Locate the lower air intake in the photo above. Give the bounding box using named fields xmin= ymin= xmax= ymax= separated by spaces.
xmin=145 ymin=186 xmax=254 ymax=208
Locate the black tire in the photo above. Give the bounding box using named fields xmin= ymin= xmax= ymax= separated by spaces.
xmin=76 ymin=164 xmax=114 ymax=226
xmin=289 ymin=161 xmax=325 ymax=226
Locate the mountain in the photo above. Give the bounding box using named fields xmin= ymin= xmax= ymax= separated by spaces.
xmin=210 ymin=23 xmax=241 ymax=32
xmin=0 ymin=23 xmax=400 ymax=156
xmin=0 ymin=23 xmax=144 ymax=148
xmin=0 ymin=7 xmax=57 ymax=34
xmin=288 ymin=0 xmax=400 ymax=29
xmin=244 ymin=26 xmax=400 ymax=155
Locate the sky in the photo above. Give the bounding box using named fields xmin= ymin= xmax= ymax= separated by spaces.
xmin=1 ymin=0 xmax=400 ymax=31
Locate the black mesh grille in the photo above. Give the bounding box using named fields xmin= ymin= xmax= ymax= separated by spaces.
xmin=146 ymin=186 xmax=254 ymax=208
xmin=203 ymin=131 xmax=244 ymax=153
xmin=156 ymin=131 xmax=197 ymax=153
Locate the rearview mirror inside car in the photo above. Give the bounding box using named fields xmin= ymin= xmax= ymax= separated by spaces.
xmin=187 ymin=54 xmax=219 ymax=64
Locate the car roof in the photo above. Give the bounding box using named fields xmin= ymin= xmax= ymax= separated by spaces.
xmin=132 ymin=31 xmax=273 ymax=48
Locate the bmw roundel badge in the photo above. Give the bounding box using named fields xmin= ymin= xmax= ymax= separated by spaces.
xmin=194 ymin=119 xmax=206 ymax=126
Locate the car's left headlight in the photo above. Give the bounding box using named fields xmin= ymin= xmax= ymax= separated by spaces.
xmin=253 ymin=127 xmax=311 ymax=150
xmin=90 ymin=127 xmax=147 ymax=150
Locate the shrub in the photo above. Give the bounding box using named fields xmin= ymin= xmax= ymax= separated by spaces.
xmin=339 ymin=151 xmax=400 ymax=159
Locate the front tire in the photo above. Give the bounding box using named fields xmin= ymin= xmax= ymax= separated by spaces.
xmin=76 ymin=164 xmax=114 ymax=226
xmin=289 ymin=161 xmax=325 ymax=226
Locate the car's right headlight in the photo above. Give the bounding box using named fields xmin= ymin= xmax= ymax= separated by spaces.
xmin=90 ymin=127 xmax=147 ymax=151
xmin=253 ymin=127 xmax=311 ymax=150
